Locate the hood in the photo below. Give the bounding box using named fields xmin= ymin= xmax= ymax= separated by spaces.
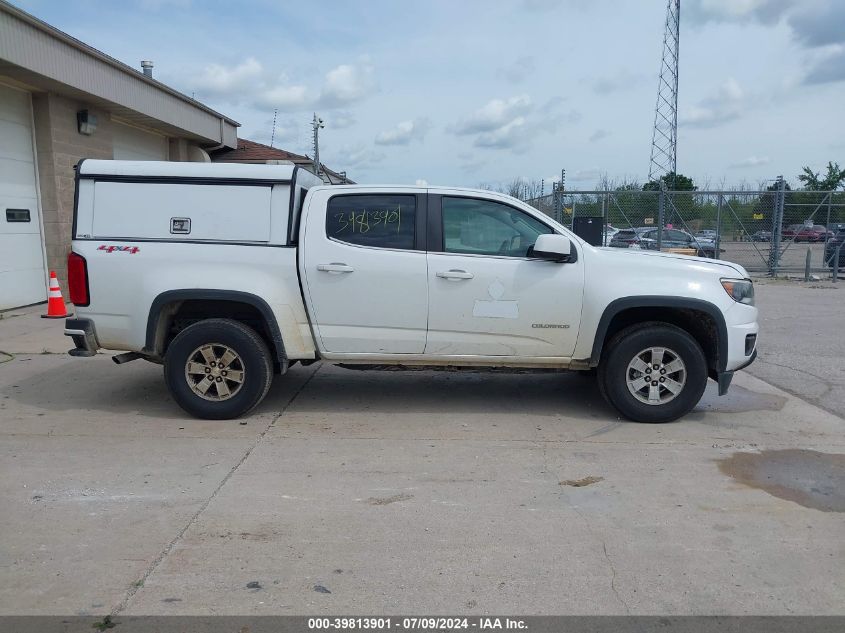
xmin=594 ymin=246 xmax=749 ymax=277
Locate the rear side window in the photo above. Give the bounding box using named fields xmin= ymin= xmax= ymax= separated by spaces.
xmin=665 ymin=230 xmax=691 ymax=241
xmin=326 ymin=194 xmax=416 ymax=250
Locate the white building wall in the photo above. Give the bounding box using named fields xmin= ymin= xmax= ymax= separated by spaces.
xmin=112 ymin=121 xmax=168 ymax=161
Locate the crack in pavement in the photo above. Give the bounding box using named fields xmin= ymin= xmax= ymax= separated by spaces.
xmin=569 ymin=501 xmax=632 ymax=615
xmin=109 ymin=364 xmax=320 ymax=616
xmin=602 ymin=541 xmax=629 ymax=615
xmin=755 ymin=358 xmax=835 ymax=389
xmin=536 ymin=434 xmax=631 ymax=615
xmin=751 ymin=358 xmax=843 ymax=420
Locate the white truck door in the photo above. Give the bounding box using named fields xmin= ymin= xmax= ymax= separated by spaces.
xmin=300 ymin=190 xmax=428 ymax=354
xmin=425 ymin=194 xmax=584 ymax=358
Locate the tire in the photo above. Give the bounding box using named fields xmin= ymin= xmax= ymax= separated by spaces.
xmin=598 ymin=322 xmax=708 ymax=423
xmin=164 ymin=319 xmax=273 ymax=420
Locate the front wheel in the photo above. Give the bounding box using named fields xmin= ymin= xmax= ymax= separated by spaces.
xmin=164 ymin=319 xmax=273 ymax=419
xmin=598 ymin=323 xmax=708 ymax=423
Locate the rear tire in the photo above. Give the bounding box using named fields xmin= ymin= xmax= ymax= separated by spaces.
xmin=598 ymin=322 xmax=707 ymax=423
xmin=164 ymin=319 xmax=273 ymax=420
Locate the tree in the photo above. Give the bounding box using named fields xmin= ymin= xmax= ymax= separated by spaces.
xmin=642 ymin=172 xmax=696 ymax=191
xmin=797 ymin=162 xmax=845 ymax=191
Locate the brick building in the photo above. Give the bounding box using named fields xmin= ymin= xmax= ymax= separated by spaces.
xmin=0 ymin=0 xmax=239 ymax=309
xmin=211 ymin=138 xmax=353 ymax=185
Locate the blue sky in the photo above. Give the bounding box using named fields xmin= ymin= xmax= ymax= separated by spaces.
xmin=12 ymin=0 xmax=845 ymax=188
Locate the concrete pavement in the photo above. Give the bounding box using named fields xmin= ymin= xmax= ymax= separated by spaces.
xmin=0 ymin=301 xmax=843 ymax=616
xmin=748 ymin=279 xmax=845 ymax=417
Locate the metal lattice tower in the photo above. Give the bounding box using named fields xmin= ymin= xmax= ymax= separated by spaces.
xmin=648 ymin=0 xmax=680 ymax=187
xmin=311 ymin=113 xmax=324 ymax=177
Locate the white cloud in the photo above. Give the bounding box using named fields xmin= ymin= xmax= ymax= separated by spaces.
xmin=254 ymin=84 xmax=309 ymax=110
xmin=453 ymin=95 xmax=533 ymax=135
xmin=192 ymin=57 xmax=263 ymax=97
xmin=188 ymin=57 xmax=375 ymax=112
xmin=375 ymin=118 xmax=431 ymax=146
xmin=319 ymin=62 xmax=376 ymax=108
xmin=332 ymin=144 xmax=386 ymax=171
xmin=415 ymin=179 xmax=429 ymax=186
xmin=680 ymin=78 xmax=745 ymax=128
xmin=473 ymin=117 xmax=529 ymax=150
xmin=730 ymin=156 xmax=771 ymax=168
xmin=452 ymin=94 xmax=579 ymax=153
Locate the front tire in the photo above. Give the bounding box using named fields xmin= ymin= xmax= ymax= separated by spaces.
xmin=598 ymin=323 xmax=707 ymax=423
xmin=164 ymin=319 xmax=273 ymax=419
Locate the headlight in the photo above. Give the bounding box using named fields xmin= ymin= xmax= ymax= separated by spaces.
xmin=721 ymin=278 xmax=755 ymax=305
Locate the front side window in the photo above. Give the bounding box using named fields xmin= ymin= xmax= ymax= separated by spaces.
xmin=326 ymin=194 xmax=416 ymax=250
xmin=442 ymin=197 xmax=553 ymax=257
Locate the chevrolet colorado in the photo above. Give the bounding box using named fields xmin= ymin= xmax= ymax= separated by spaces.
xmin=64 ymin=160 xmax=758 ymax=422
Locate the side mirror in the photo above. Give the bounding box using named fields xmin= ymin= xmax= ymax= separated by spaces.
xmin=533 ymin=234 xmax=572 ymax=262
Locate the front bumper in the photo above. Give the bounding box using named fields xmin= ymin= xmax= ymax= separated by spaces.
xmin=64 ymin=318 xmax=99 ymax=357
xmin=716 ymin=302 xmax=759 ymax=395
xmin=716 ymin=349 xmax=757 ymax=396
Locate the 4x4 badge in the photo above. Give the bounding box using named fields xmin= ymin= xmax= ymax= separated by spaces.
xmin=98 ymin=245 xmax=139 ymax=254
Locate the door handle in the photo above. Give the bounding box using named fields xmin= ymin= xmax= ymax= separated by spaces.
xmin=317 ymin=263 xmax=354 ymax=273
xmin=436 ymin=269 xmax=474 ymax=280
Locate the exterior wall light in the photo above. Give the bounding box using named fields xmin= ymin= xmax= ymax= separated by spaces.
xmin=77 ymin=110 xmax=98 ymax=135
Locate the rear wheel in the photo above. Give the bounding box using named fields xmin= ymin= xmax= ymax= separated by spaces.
xmin=598 ymin=323 xmax=707 ymax=423
xmin=164 ymin=319 xmax=273 ymax=419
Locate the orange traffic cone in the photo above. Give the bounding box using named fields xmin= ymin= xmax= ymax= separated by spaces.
xmin=42 ymin=271 xmax=71 ymax=319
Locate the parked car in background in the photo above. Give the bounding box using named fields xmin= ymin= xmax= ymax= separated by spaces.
xmin=695 ymin=229 xmax=718 ymax=241
xmin=609 ymin=227 xmax=719 ymax=258
xmin=824 ymin=229 xmax=845 ymax=269
xmin=751 ymin=230 xmax=772 ymax=242
xmin=814 ymin=225 xmax=835 ymax=240
xmin=640 ymin=228 xmax=719 ymax=258
xmin=608 ymin=227 xmax=652 ymax=248
xmin=782 ymin=224 xmax=826 ymax=242
xmin=602 ymin=225 xmax=619 ymax=245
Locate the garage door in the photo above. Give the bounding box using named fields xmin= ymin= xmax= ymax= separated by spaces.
xmin=0 ymin=83 xmax=46 ymax=310
xmin=113 ymin=121 xmax=168 ymax=160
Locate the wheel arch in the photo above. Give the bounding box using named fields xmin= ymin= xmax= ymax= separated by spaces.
xmin=590 ymin=296 xmax=728 ymax=377
xmin=145 ymin=289 xmax=287 ymax=366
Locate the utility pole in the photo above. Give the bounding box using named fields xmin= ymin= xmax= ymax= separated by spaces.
xmin=769 ymin=175 xmax=785 ymax=277
xmin=553 ymin=169 xmax=566 ymax=223
xmin=311 ymin=113 xmax=325 ymax=177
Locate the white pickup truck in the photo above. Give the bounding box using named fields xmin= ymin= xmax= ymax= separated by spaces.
xmin=64 ymin=160 xmax=758 ymax=423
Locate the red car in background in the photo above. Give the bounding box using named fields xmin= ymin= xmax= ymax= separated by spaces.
xmin=781 ymin=224 xmax=828 ymax=242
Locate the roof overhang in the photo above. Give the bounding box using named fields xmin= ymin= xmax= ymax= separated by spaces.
xmin=0 ymin=1 xmax=238 ymax=148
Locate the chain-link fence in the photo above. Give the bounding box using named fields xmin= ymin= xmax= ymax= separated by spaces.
xmin=526 ymin=187 xmax=845 ymax=276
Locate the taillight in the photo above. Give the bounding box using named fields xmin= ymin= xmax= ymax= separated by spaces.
xmin=67 ymin=252 xmax=89 ymax=306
